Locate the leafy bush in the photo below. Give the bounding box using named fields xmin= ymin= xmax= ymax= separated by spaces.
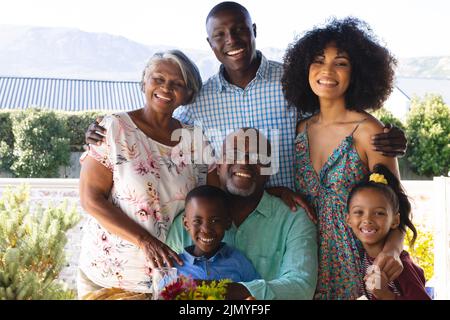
xmin=404 ymin=227 xmax=434 ymax=282
xmin=0 ymin=111 xmax=15 ymax=172
xmin=0 ymin=109 xmax=104 ymax=177
xmin=406 ymin=95 xmax=450 ymax=177
xmin=9 ymin=109 xmax=70 ymax=177
xmin=59 ymin=111 xmax=103 ymax=152
xmin=371 ymin=107 xmax=405 ymax=130
xmin=0 ymin=185 xmax=80 ymax=299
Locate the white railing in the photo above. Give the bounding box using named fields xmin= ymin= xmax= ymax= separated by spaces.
xmin=434 ymin=177 xmax=450 ymax=300
xmin=0 ymin=178 xmax=79 ymax=189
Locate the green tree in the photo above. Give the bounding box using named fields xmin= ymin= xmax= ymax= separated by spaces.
xmin=406 ymin=95 xmax=450 ymax=177
xmin=0 ymin=111 xmax=15 ymax=172
xmin=58 ymin=111 xmax=103 ymax=152
xmin=10 ymin=108 xmax=70 ymax=177
xmin=0 ymin=185 xmax=80 ymax=299
xmin=371 ymin=107 xmax=405 ymax=130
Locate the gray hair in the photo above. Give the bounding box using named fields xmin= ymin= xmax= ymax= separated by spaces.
xmin=140 ymin=50 xmax=202 ymax=104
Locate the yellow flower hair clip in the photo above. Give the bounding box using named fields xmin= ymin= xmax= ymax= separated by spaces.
xmin=369 ymin=173 xmax=388 ymax=185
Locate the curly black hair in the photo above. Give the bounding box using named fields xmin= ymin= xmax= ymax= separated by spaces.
xmin=281 ymin=17 xmax=397 ymax=115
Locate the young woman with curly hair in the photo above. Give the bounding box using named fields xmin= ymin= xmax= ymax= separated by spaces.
xmin=281 ymin=17 xmax=405 ymax=300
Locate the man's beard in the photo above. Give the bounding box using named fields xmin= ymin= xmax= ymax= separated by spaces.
xmin=225 ymin=179 xmax=256 ymax=197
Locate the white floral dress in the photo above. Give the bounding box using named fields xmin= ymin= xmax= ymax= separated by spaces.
xmin=79 ymin=112 xmax=214 ymax=292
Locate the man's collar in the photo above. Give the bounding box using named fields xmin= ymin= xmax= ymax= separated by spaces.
xmin=216 ymin=51 xmax=269 ymax=92
xmin=228 ymin=192 xmax=272 ymax=224
xmin=255 ymin=51 xmax=271 ymax=80
xmin=252 ymin=191 xmax=272 ymax=218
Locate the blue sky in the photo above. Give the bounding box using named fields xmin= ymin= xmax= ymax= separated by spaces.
xmin=2 ymin=0 xmax=449 ymax=58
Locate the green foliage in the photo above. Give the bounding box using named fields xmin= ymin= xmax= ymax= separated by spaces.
xmin=404 ymin=227 xmax=434 ymax=282
xmin=0 ymin=111 xmax=15 ymax=171
xmin=193 ymin=279 xmax=231 ymax=300
xmin=0 ymin=111 xmax=14 ymax=147
xmin=371 ymin=107 xmax=405 ymax=130
xmin=0 ymin=185 xmax=80 ymax=300
xmin=0 ymin=109 xmax=103 ymax=176
xmin=10 ymin=109 xmax=71 ymax=177
xmin=406 ymin=95 xmax=450 ymax=177
xmin=58 ymin=111 xmax=103 ymax=152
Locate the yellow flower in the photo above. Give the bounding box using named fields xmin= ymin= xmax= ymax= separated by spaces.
xmin=369 ymin=173 xmax=388 ymax=185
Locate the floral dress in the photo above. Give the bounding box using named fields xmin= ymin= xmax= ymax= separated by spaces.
xmin=294 ymin=122 xmax=369 ymax=300
xmin=79 ymin=112 xmax=213 ymax=293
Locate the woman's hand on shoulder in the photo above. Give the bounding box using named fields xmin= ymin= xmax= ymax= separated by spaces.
xmin=138 ymin=233 xmax=183 ymax=268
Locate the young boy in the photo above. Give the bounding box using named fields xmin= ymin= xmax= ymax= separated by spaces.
xmin=175 ymin=185 xmax=260 ymax=282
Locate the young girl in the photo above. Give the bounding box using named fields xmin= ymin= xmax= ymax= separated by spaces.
xmin=282 ymin=17 xmax=404 ymax=299
xmin=347 ymin=164 xmax=431 ymax=300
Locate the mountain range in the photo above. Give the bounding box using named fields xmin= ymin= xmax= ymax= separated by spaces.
xmin=1 ymin=25 xmax=449 ymax=81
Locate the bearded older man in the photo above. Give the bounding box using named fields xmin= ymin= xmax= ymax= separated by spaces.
xmin=166 ymin=128 xmax=318 ymax=300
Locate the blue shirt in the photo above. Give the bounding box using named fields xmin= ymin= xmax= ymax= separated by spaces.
xmin=167 ymin=192 xmax=318 ymax=300
xmin=173 ymin=51 xmax=299 ymax=189
xmin=175 ymin=243 xmax=261 ymax=283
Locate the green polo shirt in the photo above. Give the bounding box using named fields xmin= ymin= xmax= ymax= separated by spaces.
xmin=166 ymin=191 xmax=318 ymax=300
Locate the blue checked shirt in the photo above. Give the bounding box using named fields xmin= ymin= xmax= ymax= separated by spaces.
xmin=173 ymin=51 xmax=299 ymax=188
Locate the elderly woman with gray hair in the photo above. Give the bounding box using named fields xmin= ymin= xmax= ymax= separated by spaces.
xmin=77 ymin=50 xmax=217 ymax=298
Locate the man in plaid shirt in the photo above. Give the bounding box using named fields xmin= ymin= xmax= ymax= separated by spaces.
xmin=85 ymin=1 xmax=406 ymax=214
